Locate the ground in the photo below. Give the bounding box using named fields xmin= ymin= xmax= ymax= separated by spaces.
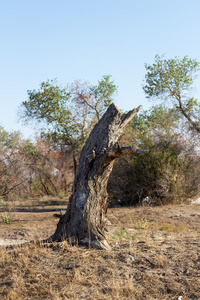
xmin=0 ymin=196 xmax=200 ymax=299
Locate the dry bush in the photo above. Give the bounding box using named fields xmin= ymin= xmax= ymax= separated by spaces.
xmin=0 ymin=133 xmax=75 ymax=200
xmin=21 ymin=137 xmax=75 ymax=197
xmin=0 ymin=129 xmax=31 ymax=200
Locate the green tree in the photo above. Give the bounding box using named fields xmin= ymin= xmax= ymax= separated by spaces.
xmin=21 ymin=76 xmax=117 ymax=145
xmin=89 ymin=75 xmax=117 ymax=121
xmin=20 ymin=76 xmax=117 ymax=173
xmin=21 ymin=79 xmax=76 ymax=146
xmin=143 ymin=55 xmax=200 ymax=133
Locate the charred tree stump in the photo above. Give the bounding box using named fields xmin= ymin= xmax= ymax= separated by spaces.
xmin=52 ymin=103 xmax=148 ymax=249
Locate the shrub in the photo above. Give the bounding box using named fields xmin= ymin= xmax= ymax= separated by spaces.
xmin=108 ymin=105 xmax=200 ymax=206
xmin=1 ymin=212 xmax=10 ymax=224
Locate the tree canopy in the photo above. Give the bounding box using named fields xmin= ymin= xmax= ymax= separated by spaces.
xmin=20 ymin=76 xmax=117 ymax=149
xmin=143 ymin=55 xmax=200 ymax=133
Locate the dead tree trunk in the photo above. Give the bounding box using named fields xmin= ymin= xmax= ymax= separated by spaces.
xmin=52 ymin=103 xmax=147 ymax=249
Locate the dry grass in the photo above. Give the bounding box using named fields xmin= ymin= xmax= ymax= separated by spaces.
xmin=0 ymin=198 xmax=200 ymax=299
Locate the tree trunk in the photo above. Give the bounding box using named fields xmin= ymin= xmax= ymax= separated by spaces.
xmin=52 ymin=103 xmax=147 ymax=249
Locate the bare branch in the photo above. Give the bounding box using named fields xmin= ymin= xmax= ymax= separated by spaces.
xmin=121 ymin=106 xmax=141 ymax=126
xmin=107 ymin=145 xmax=148 ymax=158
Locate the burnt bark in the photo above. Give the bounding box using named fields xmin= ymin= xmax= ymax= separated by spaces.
xmin=52 ymin=103 xmax=147 ymax=249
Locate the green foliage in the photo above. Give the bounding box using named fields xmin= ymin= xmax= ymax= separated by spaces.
xmin=21 ymin=79 xmax=77 ymax=145
xmin=131 ymin=105 xmax=179 ymax=136
xmin=20 ymin=76 xmax=117 ymax=150
xmin=150 ymin=218 xmax=157 ymax=222
xmin=21 ymin=140 xmax=40 ymax=158
xmin=1 ymin=212 xmax=10 ymax=224
xmin=143 ymin=55 xmax=200 ymax=132
xmin=159 ymin=226 xmax=169 ymax=231
xmin=89 ymin=75 xmax=117 ymax=120
xmin=144 ymin=55 xmax=199 ymax=99
xmin=108 ymin=104 xmax=200 ymax=206
xmin=0 ymin=126 xmax=9 ymax=145
xmin=23 ymin=80 xmax=71 ymax=124
xmin=17 ymin=75 xmax=118 ymax=198
xmin=129 ymin=137 xmax=199 ymax=205
xmin=0 ymin=126 xmax=21 ymax=149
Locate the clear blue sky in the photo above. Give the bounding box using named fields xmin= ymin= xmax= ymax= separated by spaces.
xmin=1 ymin=0 xmax=200 ymax=139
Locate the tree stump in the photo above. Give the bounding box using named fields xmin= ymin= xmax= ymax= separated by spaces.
xmin=52 ymin=103 xmax=148 ymax=249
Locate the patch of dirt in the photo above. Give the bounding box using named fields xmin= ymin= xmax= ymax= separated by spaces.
xmin=0 ymin=197 xmax=66 ymax=244
xmin=0 ymin=239 xmax=27 ymax=246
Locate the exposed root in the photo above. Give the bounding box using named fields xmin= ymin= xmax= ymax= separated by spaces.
xmin=80 ymin=238 xmax=111 ymax=250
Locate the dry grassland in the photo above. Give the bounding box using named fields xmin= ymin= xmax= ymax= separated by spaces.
xmin=0 ymin=197 xmax=200 ymax=299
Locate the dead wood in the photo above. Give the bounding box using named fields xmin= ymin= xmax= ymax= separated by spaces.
xmin=52 ymin=103 xmax=148 ymax=249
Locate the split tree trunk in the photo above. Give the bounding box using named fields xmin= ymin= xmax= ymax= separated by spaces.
xmin=52 ymin=103 xmax=147 ymax=249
